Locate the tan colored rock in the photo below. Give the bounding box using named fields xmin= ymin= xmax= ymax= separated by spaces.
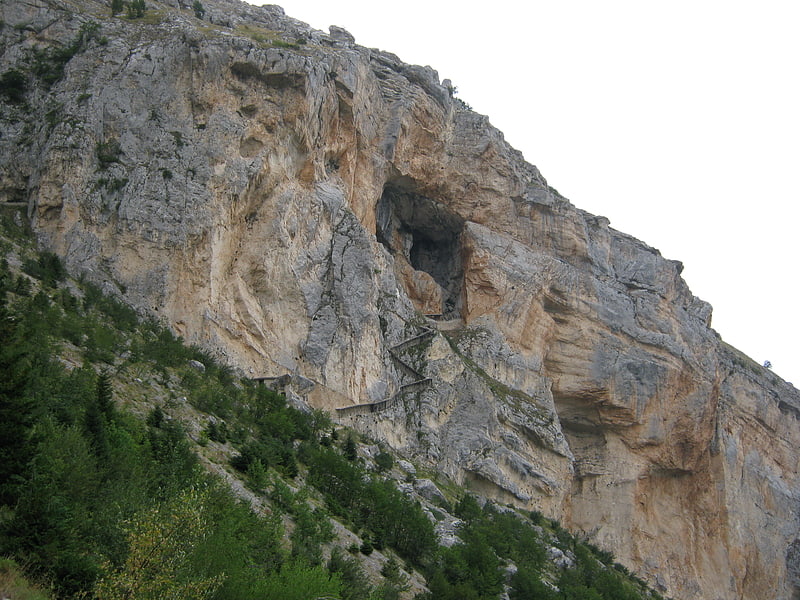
xmin=2 ymin=0 xmax=799 ymax=598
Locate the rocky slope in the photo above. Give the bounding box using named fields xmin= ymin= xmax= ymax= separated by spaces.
xmin=1 ymin=0 xmax=799 ymax=597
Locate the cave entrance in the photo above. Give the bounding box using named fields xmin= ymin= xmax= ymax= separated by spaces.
xmin=377 ymin=181 xmax=464 ymax=317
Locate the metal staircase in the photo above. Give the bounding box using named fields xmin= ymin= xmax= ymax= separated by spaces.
xmin=336 ymin=326 xmax=435 ymax=417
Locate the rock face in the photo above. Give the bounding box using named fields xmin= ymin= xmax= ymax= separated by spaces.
xmin=2 ymin=0 xmax=799 ymax=598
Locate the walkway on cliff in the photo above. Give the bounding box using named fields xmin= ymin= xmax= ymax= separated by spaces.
xmin=335 ymin=324 xmax=436 ymax=417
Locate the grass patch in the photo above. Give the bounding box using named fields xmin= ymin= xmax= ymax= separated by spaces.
xmin=0 ymin=558 xmax=51 ymax=600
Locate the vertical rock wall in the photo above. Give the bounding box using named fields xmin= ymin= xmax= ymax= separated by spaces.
xmin=1 ymin=0 xmax=798 ymax=597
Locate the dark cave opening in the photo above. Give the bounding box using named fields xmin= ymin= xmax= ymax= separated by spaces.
xmin=376 ymin=181 xmax=464 ymax=316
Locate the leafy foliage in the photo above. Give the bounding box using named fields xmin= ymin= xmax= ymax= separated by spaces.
xmin=28 ymin=21 xmax=103 ymax=87
xmin=192 ymin=0 xmax=205 ymax=19
xmin=0 ymin=69 xmax=27 ymax=103
xmin=93 ymin=488 xmax=223 ymax=600
xmin=126 ymin=0 xmax=147 ymax=19
xmin=22 ymin=251 xmax=66 ymax=288
xmin=95 ymin=140 xmax=122 ymax=169
xmin=305 ymin=445 xmax=437 ymax=566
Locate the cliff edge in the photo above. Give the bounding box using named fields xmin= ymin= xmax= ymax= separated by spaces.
xmin=1 ymin=0 xmax=798 ymax=597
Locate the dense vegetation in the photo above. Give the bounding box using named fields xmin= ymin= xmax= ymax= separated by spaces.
xmin=0 ymin=209 xmax=664 ymax=599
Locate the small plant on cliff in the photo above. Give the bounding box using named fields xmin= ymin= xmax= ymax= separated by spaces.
xmin=343 ymin=434 xmax=357 ymax=461
xmin=96 ymin=140 xmax=121 ymax=169
xmin=28 ymin=21 xmax=103 ymax=87
xmin=126 ymin=0 xmax=146 ymax=19
xmin=0 ymin=69 xmax=27 ymax=103
xmin=375 ymin=449 xmax=394 ymax=473
xmin=192 ymin=0 xmax=205 ymax=19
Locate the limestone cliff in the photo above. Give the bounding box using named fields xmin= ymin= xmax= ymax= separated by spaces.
xmin=1 ymin=0 xmax=798 ymax=597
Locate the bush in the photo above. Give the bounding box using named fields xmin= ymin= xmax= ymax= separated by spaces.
xmin=22 ymin=251 xmax=66 ymax=288
xmin=96 ymin=139 xmax=121 ymax=168
xmin=126 ymin=0 xmax=146 ymax=19
xmin=0 ymin=69 xmax=27 ymax=103
xmin=343 ymin=434 xmax=357 ymax=461
xmin=375 ymin=450 xmax=394 ymax=473
xmin=29 ymin=21 xmax=102 ymax=87
xmin=328 ymin=547 xmax=373 ymax=599
xmin=192 ymin=0 xmax=205 ymax=19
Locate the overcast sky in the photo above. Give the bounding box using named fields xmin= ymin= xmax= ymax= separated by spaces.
xmin=258 ymin=0 xmax=800 ymax=385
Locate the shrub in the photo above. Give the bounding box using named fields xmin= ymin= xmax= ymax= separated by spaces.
xmin=126 ymin=0 xmax=146 ymax=19
xmin=343 ymin=434 xmax=357 ymax=461
xmin=192 ymin=0 xmax=205 ymax=19
xmin=0 ymin=69 xmax=27 ymax=103
xmin=375 ymin=450 xmax=394 ymax=473
xmin=22 ymin=251 xmax=66 ymax=288
xmin=96 ymin=140 xmax=121 ymax=168
xmin=529 ymin=510 xmax=544 ymax=526
xmin=359 ymin=540 xmax=373 ymax=555
xmin=29 ymin=21 xmax=102 ymax=87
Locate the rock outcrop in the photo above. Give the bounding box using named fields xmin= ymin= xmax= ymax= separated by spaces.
xmin=1 ymin=0 xmax=798 ymax=598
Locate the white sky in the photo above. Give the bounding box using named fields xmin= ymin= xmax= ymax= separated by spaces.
xmin=257 ymin=0 xmax=800 ymax=385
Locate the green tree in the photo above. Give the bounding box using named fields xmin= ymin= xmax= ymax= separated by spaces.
xmin=510 ymin=567 xmax=558 ymax=600
xmin=327 ymin=547 xmax=372 ymax=600
xmin=454 ymin=494 xmax=482 ymax=522
xmin=192 ymin=0 xmax=205 ymax=19
xmin=247 ymin=458 xmax=269 ymax=493
xmin=126 ymin=0 xmax=146 ymax=19
xmin=96 ymin=370 xmax=114 ymax=418
xmin=344 ymin=434 xmax=358 ymax=461
xmin=0 ymin=306 xmax=38 ymax=504
xmin=253 ymin=561 xmax=342 ymax=599
xmin=290 ymin=503 xmax=333 ymax=566
xmin=0 ymin=69 xmax=27 ymax=103
xmin=84 ymin=393 xmax=110 ymax=458
xmin=130 ymin=0 xmax=146 ymax=18
xmin=110 ymin=0 xmax=125 ymax=14
xmin=6 ymin=423 xmax=103 ymax=595
xmin=93 ymin=487 xmax=223 ymax=600
xmin=374 ymin=450 xmax=393 ymax=473
xmin=377 ymin=555 xmax=410 ymax=600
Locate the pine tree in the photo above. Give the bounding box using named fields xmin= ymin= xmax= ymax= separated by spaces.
xmin=125 ymin=0 xmax=146 ymax=19
xmin=0 ymin=302 xmax=38 ymax=504
xmin=96 ymin=370 xmax=114 ymax=418
xmin=84 ymin=395 xmax=109 ymax=458
xmin=343 ymin=434 xmax=357 ymax=461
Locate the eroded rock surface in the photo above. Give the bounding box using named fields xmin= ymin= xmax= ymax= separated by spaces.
xmin=2 ymin=0 xmax=798 ymax=597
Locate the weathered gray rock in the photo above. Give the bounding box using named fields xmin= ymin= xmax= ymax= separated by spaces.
xmin=2 ymin=0 xmax=799 ymax=598
xmin=396 ymin=460 xmax=416 ymax=477
xmin=188 ymin=359 xmax=206 ymax=372
xmin=547 ymin=546 xmax=574 ymax=569
xmin=413 ymin=479 xmax=447 ymax=504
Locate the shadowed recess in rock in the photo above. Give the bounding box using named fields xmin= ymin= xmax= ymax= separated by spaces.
xmin=376 ymin=179 xmax=465 ymax=316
